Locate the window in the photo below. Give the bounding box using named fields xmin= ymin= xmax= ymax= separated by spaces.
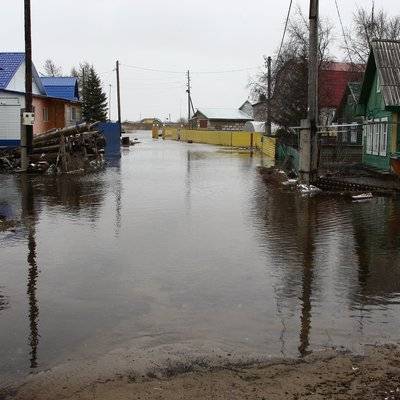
xmin=377 ymin=74 xmax=381 ymax=93
xmin=42 ymin=107 xmax=49 ymax=122
xmin=366 ymin=118 xmax=389 ymax=157
xmin=380 ymin=117 xmax=388 ymax=156
xmin=71 ymin=107 xmax=77 ymax=121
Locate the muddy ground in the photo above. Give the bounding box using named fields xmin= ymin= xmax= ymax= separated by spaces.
xmin=2 ymin=344 xmax=400 ymax=400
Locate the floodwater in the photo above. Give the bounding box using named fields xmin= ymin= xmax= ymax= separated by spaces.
xmin=1 ymin=131 xmax=400 ymax=385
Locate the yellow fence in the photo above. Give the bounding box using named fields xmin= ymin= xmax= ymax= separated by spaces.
xmin=163 ymin=128 xmax=276 ymax=159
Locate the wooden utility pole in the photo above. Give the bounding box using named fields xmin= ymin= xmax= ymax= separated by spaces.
xmin=22 ymin=0 xmax=33 ymax=171
xmin=266 ymin=56 xmax=272 ymax=136
xmin=116 ymin=60 xmax=122 ymax=135
xmin=108 ymin=84 xmax=112 ymax=121
xmin=299 ymin=0 xmax=319 ymax=184
xmin=186 ymin=70 xmax=191 ymax=123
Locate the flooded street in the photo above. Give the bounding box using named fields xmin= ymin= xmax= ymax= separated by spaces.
xmin=1 ymin=131 xmax=400 ymax=387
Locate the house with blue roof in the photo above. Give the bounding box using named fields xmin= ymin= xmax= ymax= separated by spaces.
xmin=0 ymin=52 xmax=81 ymax=148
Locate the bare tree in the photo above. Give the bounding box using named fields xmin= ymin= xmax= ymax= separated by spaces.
xmin=343 ymin=5 xmax=400 ymax=64
xmin=43 ymin=59 xmax=62 ymax=77
xmin=250 ymin=6 xmax=334 ymax=128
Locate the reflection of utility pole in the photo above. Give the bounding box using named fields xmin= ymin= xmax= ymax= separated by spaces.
xmin=116 ymin=60 xmax=122 ymax=136
xmin=21 ymin=176 xmax=39 ymax=369
xmin=298 ymin=200 xmax=315 ymax=357
xmin=299 ymin=0 xmax=319 ymax=184
xmin=266 ymin=56 xmax=272 ymax=136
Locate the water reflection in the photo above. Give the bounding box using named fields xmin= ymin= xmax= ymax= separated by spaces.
xmin=2 ymin=135 xmax=400 ymax=385
xmin=298 ymin=201 xmax=315 ymax=357
xmin=0 ymin=288 xmax=9 ymax=312
xmin=20 ymin=176 xmax=40 ymax=369
xmin=251 ymin=178 xmax=400 ymax=356
xmin=350 ymin=198 xmax=400 ymax=307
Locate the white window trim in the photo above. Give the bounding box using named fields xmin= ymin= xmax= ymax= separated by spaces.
xmin=365 ymin=119 xmax=373 ymax=154
xmin=380 ymin=117 xmax=388 ymax=156
xmin=373 ymin=118 xmax=380 ymax=155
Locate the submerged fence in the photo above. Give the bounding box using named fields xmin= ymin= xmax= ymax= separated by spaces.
xmin=277 ymin=123 xmax=364 ymax=171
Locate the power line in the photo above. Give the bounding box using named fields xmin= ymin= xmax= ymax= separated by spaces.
xmin=121 ymin=63 xmax=184 ymax=74
xmin=276 ymin=0 xmax=293 ymax=62
xmin=191 ymin=66 xmax=258 ymax=74
xmin=120 ymin=63 xmax=259 ymax=75
xmin=334 ymin=0 xmax=354 ymax=64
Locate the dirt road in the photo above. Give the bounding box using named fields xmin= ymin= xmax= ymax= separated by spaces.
xmin=2 ymin=344 xmax=400 ymax=400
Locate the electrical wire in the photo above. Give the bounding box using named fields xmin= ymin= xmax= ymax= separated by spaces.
xmin=120 ymin=63 xmax=259 ymax=75
xmin=276 ymin=0 xmax=293 ymax=62
xmin=191 ymin=66 xmax=258 ymax=74
xmin=334 ymin=0 xmax=354 ymax=64
xmin=121 ymin=63 xmax=184 ymax=74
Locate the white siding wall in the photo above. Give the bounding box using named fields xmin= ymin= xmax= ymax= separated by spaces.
xmin=0 ymin=96 xmax=22 ymax=141
xmin=5 ymin=62 xmax=42 ymax=95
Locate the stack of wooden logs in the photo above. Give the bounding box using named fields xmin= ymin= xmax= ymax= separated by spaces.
xmin=32 ymin=123 xmax=105 ymax=173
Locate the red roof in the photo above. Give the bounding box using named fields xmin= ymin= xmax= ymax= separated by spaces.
xmin=319 ymin=62 xmax=364 ymax=109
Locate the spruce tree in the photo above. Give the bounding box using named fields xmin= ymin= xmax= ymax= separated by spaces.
xmin=81 ymin=66 xmax=108 ymax=123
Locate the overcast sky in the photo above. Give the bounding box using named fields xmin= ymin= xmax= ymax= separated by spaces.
xmin=2 ymin=0 xmax=400 ymax=121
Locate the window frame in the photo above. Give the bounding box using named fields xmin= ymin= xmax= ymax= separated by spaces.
xmin=380 ymin=117 xmax=388 ymax=156
xmin=42 ymin=107 xmax=49 ymax=122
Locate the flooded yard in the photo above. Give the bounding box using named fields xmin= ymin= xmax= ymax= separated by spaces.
xmin=1 ymin=131 xmax=400 ymax=388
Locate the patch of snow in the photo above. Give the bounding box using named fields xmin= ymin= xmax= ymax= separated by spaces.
xmin=297 ymin=184 xmax=321 ymax=194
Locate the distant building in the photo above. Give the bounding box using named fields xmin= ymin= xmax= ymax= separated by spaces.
xmin=252 ymin=95 xmax=268 ymax=121
xmin=319 ymin=61 xmax=364 ymax=125
xmin=238 ymin=100 xmax=254 ymax=119
xmin=191 ymin=108 xmax=253 ymax=131
xmin=333 ymin=81 xmax=363 ymax=145
xmin=357 ymin=39 xmax=400 ymax=171
xmin=0 ymin=52 xmax=81 ymax=147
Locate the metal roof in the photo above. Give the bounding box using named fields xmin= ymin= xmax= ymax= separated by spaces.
xmin=195 ymin=108 xmax=253 ymax=121
xmin=0 ymin=53 xmax=25 ymax=89
xmin=40 ymin=77 xmax=79 ymax=101
xmin=0 ymin=52 xmax=46 ymax=94
xmin=359 ymin=40 xmax=400 ymax=108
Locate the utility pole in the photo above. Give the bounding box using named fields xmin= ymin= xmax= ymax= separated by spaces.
xmin=108 ymin=84 xmax=112 ymax=121
xmin=186 ymin=70 xmax=191 ymax=123
xmin=266 ymin=56 xmax=272 ymax=136
xmin=116 ymin=60 xmax=122 ymax=135
xmin=299 ymin=0 xmax=319 ymax=184
xmin=22 ymin=0 xmax=33 ymax=171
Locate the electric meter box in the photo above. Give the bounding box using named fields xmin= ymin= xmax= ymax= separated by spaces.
xmin=22 ymin=112 xmax=35 ymax=126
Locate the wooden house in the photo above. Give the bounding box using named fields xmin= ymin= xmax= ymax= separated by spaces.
xmin=357 ymin=40 xmax=400 ymax=171
xmin=0 ymin=53 xmax=81 ymax=148
xmin=333 ymin=81 xmax=363 ymax=145
xmin=191 ymin=108 xmax=253 ymax=131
